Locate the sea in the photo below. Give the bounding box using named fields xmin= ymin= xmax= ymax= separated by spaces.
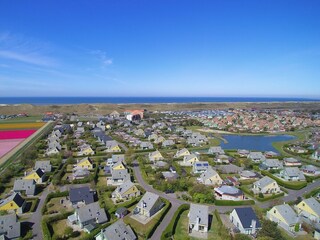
xmin=0 ymin=97 xmax=319 ymax=105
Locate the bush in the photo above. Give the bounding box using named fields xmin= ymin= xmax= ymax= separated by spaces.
xmin=258 ymin=192 xmax=264 ymax=198
xmin=146 ymin=199 xmax=171 ymax=239
xmin=42 ymin=191 xmax=69 ymax=214
xmin=215 ymin=199 xmax=255 ymax=206
xmin=161 ymin=204 xmax=190 ymax=239
xmin=261 ymin=171 xmax=307 ymax=190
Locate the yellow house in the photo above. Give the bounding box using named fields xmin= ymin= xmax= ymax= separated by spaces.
xmin=183 ymin=154 xmax=199 ymax=166
xmin=112 ymin=161 xmax=126 ymax=171
xmin=0 ymin=193 xmax=26 ymax=213
xmin=112 ymin=181 xmax=140 ymax=200
xmin=174 ymin=148 xmax=190 ymax=158
xmin=148 ymin=150 xmax=164 ymax=162
xmin=200 ymin=167 xmax=223 ymax=186
xmin=266 ymin=204 xmax=300 ymax=233
xmin=252 ymin=176 xmax=281 ymax=194
xmin=77 ymin=146 xmax=95 ymax=156
xmin=76 ymin=157 xmax=93 ymax=169
xmin=106 ymin=141 xmax=121 ymax=153
xmin=24 ymin=168 xmax=45 ymax=184
xmin=295 ymin=197 xmax=320 ymax=223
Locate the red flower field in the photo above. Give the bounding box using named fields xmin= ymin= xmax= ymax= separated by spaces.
xmin=0 ymin=129 xmax=37 ymax=140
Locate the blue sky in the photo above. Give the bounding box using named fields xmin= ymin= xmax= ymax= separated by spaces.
xmin=0 ymin=0 xmax=320 ymax=98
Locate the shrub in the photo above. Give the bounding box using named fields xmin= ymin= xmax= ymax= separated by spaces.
xmin=146 ymin=199 xmax=171 ymax=239
xmin=161 ymin=204 xmax=190 ymax=239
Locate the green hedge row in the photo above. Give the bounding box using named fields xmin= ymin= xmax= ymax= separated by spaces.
xmin=214 ymin=209 xmax=222 ymax=224
xmin=238 ymin=186 xmax=285 ymax=202
xmin=42 ymin=191 xmax=69 ymax=214
xmin=215 ymin=199 xmax=255 ymax=206
xmin=304 ymin=187 xmax=320 ymax=198
xmin=146 ymin=199 xmax=172 ymax=239
xmin=261 ymin=171 xmax=307 ymax=190
xmin=42 ymin=211 xmax=73 ymax=240
xmin=161 ymin=204 xmax=190 ymax=240
xmin=256 ymin=192 xmax=285 ymax=202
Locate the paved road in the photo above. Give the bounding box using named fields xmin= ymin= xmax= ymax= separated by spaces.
xmin=30 ymin=186 xmax=51 ymax=240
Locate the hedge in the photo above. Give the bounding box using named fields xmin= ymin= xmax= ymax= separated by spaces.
xmin=304 ymin=187 xmax=320 ymax=198
xmin=42 ymin=191 xmax=69 ymax=214
xmin=238 ymin=186 xmax=285 ymax=202
xmin=261 ymin=171 xmax=307 ymax=190
xmin=146 ymin=199 xmax=172 ymax=239
xmin=215 ymin=199 xmax=255 ymax=206
xmin=161 ymin=204 xmax=190 ymax=239
xmin=214 ymin=209 xmax=222 ymax=224
xmin=42 ymin=211 xmax=74 ymax=240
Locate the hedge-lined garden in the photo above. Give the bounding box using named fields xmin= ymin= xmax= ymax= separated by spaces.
xmin=261 ymin=170 xmax=307 ymax=190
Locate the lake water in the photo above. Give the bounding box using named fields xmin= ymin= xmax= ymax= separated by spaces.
xmin=220 ymin=134 xmax=296 ymax=152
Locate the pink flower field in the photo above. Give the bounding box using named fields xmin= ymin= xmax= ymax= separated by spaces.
xmin=0 ymin=139 xmax=24 ymax=158
xmin=0 ymin=129 xmax=37 ymax=140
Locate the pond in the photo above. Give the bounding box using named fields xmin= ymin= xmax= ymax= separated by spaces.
xmin=219 ymin=134 xmax=296 ymax=152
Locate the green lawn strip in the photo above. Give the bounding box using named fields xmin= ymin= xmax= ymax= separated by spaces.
xmin=215 ymin=199 xmax=255 ymax=206
xmin=0 ymin=116 xmax=42 ymax=123
xmin=161 ymin=204 xmax=190 ymax=239
xmin=304 ymin=187 xmax=320 ymax=198
xmin=122 ymin=199 xmax=171 ymax=239
xmin=261 ymin=171 xmax=307 ymax=190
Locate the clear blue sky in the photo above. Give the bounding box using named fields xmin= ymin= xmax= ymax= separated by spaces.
xmin=0 ymin=0 xmax=319 ymax=98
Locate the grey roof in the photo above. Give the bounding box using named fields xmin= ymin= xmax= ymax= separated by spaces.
xmin=240 ymin=170 xmax=259 ymax=178
xmin=263 ymin=159 xmax=282 ymax=168
xmin=0 ymin=193 xmax=25 ymax=209
xmin=248 ymin=152 xmax=265 ymax=160
xmin=112 ymin=169 xmax=130 ymax=181
xmin=301 ymin=197 xmax=320 ymax=217
xmin=194 ymin=161 xmax=210 ymax=171
xmin=215 ymin=185 xmax=243 ymax=196
xmin=270 ymin=204 xmax=299 ymax=226
xmin=189 ymin=204 xmax=209 ymax=227
xmin=284 ymin=158 xmax=301 ymax=164
xmin=69 ymin=187 xmax=94 ymax=205
xmin=233 ymin=207 xmax=261 ymax=229
xmin=0 ymin=214 xmax=21 ymax=239
xmin=112 ymin=154 xmax=125 ymax=163
xmin=13 ymin=179 xmax=36 ymax=196
xmin=34 ymin=160 xmax=52 ymax=172
xmin=114 ymin=181 xmax=135 ymax=196
xmin=77 ymin=202 xmax=108 ymax=224
xmin=100 ymin=219 xmax=137 ymax=240
xmin=184 ymin=153 xmax=198 ymax=162
xmin=162 ymin=171 xmax=179 ymax=180
xmin=155 ymin=161 xmax=168 ymax=168
xmin=217 ymin=164 xmax=243 ymax=174
xmin=254 ymin=176 xmax=276 ymax=189
xmin=208 ymin=146 xmax=224 ymax=154
xmin=137 ymin=192 xmax=161 ymax=213
xmin=200 ymin=166 xmax=219 ymax=181
xmin=282 ymin=167 xmax=306 ymax=180
xmin=175 ymin=148 xmax=190 ymax=157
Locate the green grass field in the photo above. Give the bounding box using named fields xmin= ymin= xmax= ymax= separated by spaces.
xmin=0 ymin=116 xmax=42 ymax=123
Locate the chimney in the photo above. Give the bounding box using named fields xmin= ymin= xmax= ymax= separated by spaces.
xmin=251 ymin=219 xmax=256 ymax=234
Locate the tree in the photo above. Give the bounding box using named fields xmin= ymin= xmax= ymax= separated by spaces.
xmin=257 ymin=220 xmax=285 ymax=240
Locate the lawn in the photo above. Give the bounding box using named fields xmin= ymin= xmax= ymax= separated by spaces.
xmin=0 ymin=116 xmax=42 ymax=123
xmin=123 ymin=206 xmax=168 ymax=240
xmin=173 ymin=211 xmax=230 ymax=240
xmin=51 ymin=219 xmax=86 ymax=239
xmin=46 ymin=197 xmax=73 ymax=215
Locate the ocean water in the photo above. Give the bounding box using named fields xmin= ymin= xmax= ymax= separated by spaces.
xmin=0 ymin=97 xmax=319 ymax=105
